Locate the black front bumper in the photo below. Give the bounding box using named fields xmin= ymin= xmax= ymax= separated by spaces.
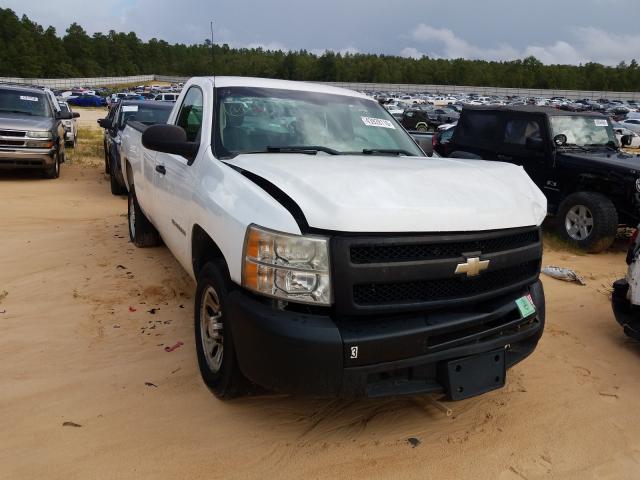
xmin=228 ymin=281 xmax=545 ymax=399
xmin=612 ymin=279 xmax=640 ymax=340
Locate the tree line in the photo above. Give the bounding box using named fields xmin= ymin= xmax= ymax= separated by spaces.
xmin=2 ymin=8 xmax=640 ymax=92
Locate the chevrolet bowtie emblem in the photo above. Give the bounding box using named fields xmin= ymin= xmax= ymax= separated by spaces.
xmin=455 ymin=257 xmax=490 ymax=277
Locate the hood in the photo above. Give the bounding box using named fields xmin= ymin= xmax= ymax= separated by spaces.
xmin=0 ymin=112 xmax=54 ymax=132
xmin=227 ymin=153 xmax=547 ymax=233
xmin=559 ymin=150 xmax=640 ymax=174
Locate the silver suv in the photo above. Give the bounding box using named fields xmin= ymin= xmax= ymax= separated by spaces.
xmin=0 ymin=84 xmax=76 ymax=178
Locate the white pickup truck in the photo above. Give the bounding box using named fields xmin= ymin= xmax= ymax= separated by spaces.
xmin=120 ymin=76 xmax=548 ymax=400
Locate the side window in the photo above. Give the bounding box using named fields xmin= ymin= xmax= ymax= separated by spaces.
xmin=175 ymin=87 xmax=203 ymax=142
xmin=504 ymin=118 xmax=542 ymax=145
xmin=458 ymin=112 xmax=500 ymax=139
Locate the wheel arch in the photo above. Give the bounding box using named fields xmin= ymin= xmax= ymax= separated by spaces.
xmin=191 ymin=224 xmax=229 ymax=279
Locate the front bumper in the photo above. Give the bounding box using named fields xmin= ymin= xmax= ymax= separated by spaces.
xmin=0 ymin=148 xmax=56 ymax=169
xmin=228 ymin=281 xmax=545 ymax=398
xmin=612 ymin=279 xmax=640 ymax=340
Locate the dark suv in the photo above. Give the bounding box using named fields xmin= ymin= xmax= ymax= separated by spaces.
xmin=98 ymin=100 xmax=172 ymax=195
xmin=448 ymin=105 xmax=640 ymax=252
xmin=400 ymin=105 xmax=458 ymax=132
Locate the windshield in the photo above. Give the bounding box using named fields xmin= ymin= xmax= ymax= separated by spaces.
xmin=0 ymin=89 xmax=50 ymax=117
xmin=215 ymin=87 xmax=424 ymax=157
xmin=550 ymin=115 xmax=616 ymax=146
xmin=59 ymin=104 xmax=69 ymax=112
xmin=118 ymin=105 xmax=171 ymax=128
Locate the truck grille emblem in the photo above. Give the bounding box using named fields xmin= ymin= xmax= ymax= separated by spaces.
xmin=455 ymin=257 xmax=490 ymax=277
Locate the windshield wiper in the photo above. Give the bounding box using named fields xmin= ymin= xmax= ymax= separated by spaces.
xmin=559 ymin=143 xmax=590 ymax=153
xmin=265 ymin=145 xmax=339 ymax=155
xmin=362 ymin=148 xmax=414 ymax=156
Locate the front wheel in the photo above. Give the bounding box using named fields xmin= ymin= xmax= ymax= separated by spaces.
xmin=194 ymin=261 xmax=246 ymax=399
xmin=43 ymin=151 xmax=60 ymax=179
xmin=556 ymin=192 xmax=618 ymax=253
xmin=127 ymin=187 xmax=160 ymax=247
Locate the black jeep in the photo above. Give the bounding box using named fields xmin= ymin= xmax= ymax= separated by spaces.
xmin=448 ymin=106 xmax=640 ymax=252
xmin=401 ymin=106 xmax=459 ymax=133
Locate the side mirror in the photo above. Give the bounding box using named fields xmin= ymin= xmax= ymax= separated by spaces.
xmin=97 ymin=118 xmax=111 ymax=128
xmin=621 ymin=135 xmax=633 ymax=147
xmin=525 ymin=137 xmax=544 ymax=150
xmin=56 ymin=110 xmax=72 ymax=120
xmin=142 ymin=124 xmax=199 ymax=163
xmin=553 ymin=134 xmax=567 ymax=146
xmin=72 ymin=112 xmax=80 ymax=118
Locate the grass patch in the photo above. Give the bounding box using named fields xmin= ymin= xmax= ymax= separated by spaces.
xmin=66 ymin=126 xmax=104 ymax=167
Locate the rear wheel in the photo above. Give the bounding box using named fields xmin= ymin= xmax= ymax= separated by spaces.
xmin=127 ymin=187 xmax=160 ymax=247
xmin=557 ymin=192 xmax=618 ymax=253
xmin=416 ymin=124 xmax=428 ymax=133
xmin=194 ymin=261 xmax=246 ymax=399
xmin=109 ymin=152 xmax=127 ymax=195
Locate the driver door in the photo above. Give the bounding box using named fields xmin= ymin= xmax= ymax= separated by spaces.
xmin=152 ymin=87 xmax=204 ymax=269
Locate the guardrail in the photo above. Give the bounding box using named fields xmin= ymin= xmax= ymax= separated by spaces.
xmin=1 ymin=75 xmax=638 ymax=101
xmin=0 ymin=75 xmax=154 ymax=89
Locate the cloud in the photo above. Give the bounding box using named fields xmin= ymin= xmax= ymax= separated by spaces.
xmin=403 ymin=23 xmax=640 ymax=65
xmin=399 ymin=47 xmax=424 ymax=59
xmin=409 ymin=24 xmax=518 ymax=60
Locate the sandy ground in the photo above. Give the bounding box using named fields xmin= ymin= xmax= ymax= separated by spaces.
xmin=1 ymin=161 xmax=640 ymax=479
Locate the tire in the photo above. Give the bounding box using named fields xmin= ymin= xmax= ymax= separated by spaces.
xmin=43 ymin=150 xmax=60 ymax=179
xmin=104 ymin=142 xmax=110 ymax=174
xmin=109 ymin=152 xmax=127 ymax=196
xmin=127 ymin=186 xmax=160 ymax=247
xmin=416 ymin=124 xmax=428 ymax=133
xmin=194 ymin=261 xmax=246 ymax=399
xmin=556 ymin=191 xmax=618 ymax=253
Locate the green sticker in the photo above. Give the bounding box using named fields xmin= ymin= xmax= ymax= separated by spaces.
xmin=516 ymin=295 xmax=536 ymax=318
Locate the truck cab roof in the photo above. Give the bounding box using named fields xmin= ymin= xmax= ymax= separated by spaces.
xmin=208 ymin=76 xmax=371 ymax=100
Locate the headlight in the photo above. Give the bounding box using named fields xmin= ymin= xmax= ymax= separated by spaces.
xmin=27 ymin=131 xmax=53 ymax=139
xmin=242 ymin=225 xmax=331 ymax=305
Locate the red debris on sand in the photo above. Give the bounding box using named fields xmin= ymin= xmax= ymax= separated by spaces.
xmin=164 ymin=341 xmax=184 ymax=352
xmin=128 ymin=306 xmax=137 ymax=312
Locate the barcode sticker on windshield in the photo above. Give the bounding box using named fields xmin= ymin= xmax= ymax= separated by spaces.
xmin=19 ymin=95 xmax=38 ymax=102
xmin=361 ymin=116 xmax=395 ymax=129
xmin=122 ymin=105 xmax=138 ymax=112
xmin=594 ymin=119 xmax=608 ymax=127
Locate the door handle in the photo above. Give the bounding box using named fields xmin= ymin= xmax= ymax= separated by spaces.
xmin=155 ymin=165 xmax=166 ymax=175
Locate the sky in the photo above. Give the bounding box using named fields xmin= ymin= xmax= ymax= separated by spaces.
xmin=4 ymin=0 xmax=640 ymax=65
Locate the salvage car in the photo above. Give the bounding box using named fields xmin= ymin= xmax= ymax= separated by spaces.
xmin=0 ymin=83 xmax=76 ymax=178
xmin=612 ymin=228 xmax=640 ymax=339
xmin=68 ymin=94 xmax=106 ymax=107
xmin=400 ymin=106 xmax=440 ymax=132
xmin=58 ymin=101 xmax=78 ymax=147
xmin=117 ymin=76 xmax=547 ymax=401
xmin=98 ymin=100 xmax=172 ymax=195
xmin=448 ymin=106 xmax=640 ymax=252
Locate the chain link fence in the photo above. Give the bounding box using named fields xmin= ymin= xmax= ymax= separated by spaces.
xmin=1 ymin=74 xmax=638 ymax=101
